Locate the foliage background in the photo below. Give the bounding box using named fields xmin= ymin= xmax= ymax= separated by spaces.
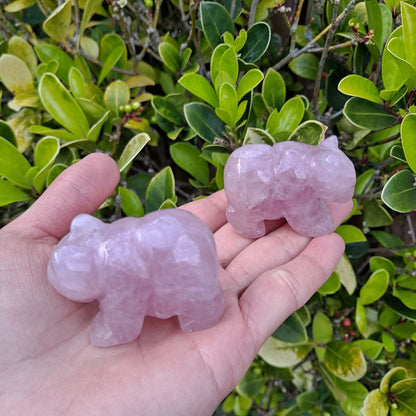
xmin=1 ymin=0 xmax=416 ymax=414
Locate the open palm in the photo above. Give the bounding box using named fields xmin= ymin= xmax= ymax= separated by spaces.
xmin=0 ymin=154 xmax=352 ymax=416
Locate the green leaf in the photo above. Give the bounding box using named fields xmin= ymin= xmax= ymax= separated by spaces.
xmin=386 ymin=36 xmax=416 ymax=88
xmin=391 ymin=379 xmax=416 ymax=415
xmin=391 ymin=322 xmax=416 ymax=339
xmin=262 ymin=69 xmax=286 ymax=110
xmin=35 ymin=44 xmax=75 ymax=84
xmin=39 ymin=74 xmax=89 ymax=138
xmin=118 ymin=133 xmax=150 ymax=172
xmin=313 ymin=311 xmax=333 ymax=344
xmin=236 ymin=69 xmax=263 ymax=101
xmin=401 ymin=2 xmax=416 ymax=71
xmin=363 ymin=199 xmax=393 ymax=227
xmin=239 ymin=22 xmax=271 ymax=63
xmin=42 ymin=0 xmax=72 ymax=43
xmin=0 ymin=179 xmax=30 ymax=206
xmin=355 ymin=299 xmax=368 ymax=335
xmin=336 ymin=224 xmax=369 ymax=258
xmin=381 ymin=367 xmax=409 ymax=394
xmin=32 ymin=136 xmax=60 ymax=192
xmin=400 ymin=113 xmax=416 ymax=173
xmin=145 ymin=166 xmax=176 ymax=212
xmin=211 ymin=45 xmax=238 ymax=87
xmin=169 ymin=142 xmax=210 ymax=185
xmin=272 ymin=312 xmax=307 ymax=343
xmin=99 ymin=34 xmax=127 ymax=74
xmin=324 ymin=341 xmax=367 ymax=381
xmin=104 ymin=80 xmax=130 ymax=118
xmin=393 ymin=288 xmax=416 ymax=309
xmin=158 ymin=42 xmax=181 ymax=73
xmin=289 ymin=120 xmax=326 ymax=145
xmin=97 ymin=46 xmax=124 ymax=86
xmin=87 ymin=110 xmax=110 ymax=142
xmin=258 ymin=337 xmax=312 ymax=368
xmin=46 ymin=164 xmax=67 ymax=186
xmin=243 ymin=127 xmax=275 ymax=145
xmin=289 ymin=53 xmax=319 ymax=81
xmin=360 ymin=269 xmax=389 ymax=306
xmin=370 ymin=256 xmax=396 ymax=279
xmin=361 ymin=389 xmax=389 ymax=416
xmin=0 ymin=120 xmax=17 ymax=146
xmin=184 ymin=102 xmax=226 ymax=143
xmin=0 ymin=54 xmax=34 ymax=94
xmin=4 ymin=0 xmax=36 ymax=12
xmin=200 ymin=2 xmax=234 ymax=49
xmin=0 ymin=137 xmax=31 ymax=188
xmin=236 ymin=372 xmax=267 ymax=399
xmin=8 ymin=36 xmax=37 ymax=78
xmin=217 ymin=82 xmax=238 ymax=124
xmin=338 ymin=75 xmax=383 ymax=104
xmin=152 ymin=96 xmax=184 ymax=125
xmin=343 ymin=97 xmax=397 ymax=130
xmin=318 ymin=272 xmax=341 ymax=295
xmin=179 ymin=73 xmax=219 ymax=108
xmin=381 ymin=170 xmax=416 ymax=213
xmin=365 ymin=0 xmax=383 ymax=51
xmin=354 ymin=339 xmax=384 ymax=360
xmin=268 ymin=96 xmax=305 ymax=137
xmin=69 ymin=67 xmax=87 ymax=99
xmin=385 ymin=294 xmax=416 ymax=321
xmin=119 ymin=187 xmax=144 ymax=217
xmin=335 ymin=254 xmax=357 ymax=295
xmin=80 ymin=0 xmax=104 ymax=39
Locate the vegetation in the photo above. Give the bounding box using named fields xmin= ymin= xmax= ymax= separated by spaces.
xmin=1 ymin=0 xmax=416 ymax=414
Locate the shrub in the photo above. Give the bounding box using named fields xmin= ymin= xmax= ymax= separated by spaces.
xmin=1 ymin=0 xmax=416 ymax=414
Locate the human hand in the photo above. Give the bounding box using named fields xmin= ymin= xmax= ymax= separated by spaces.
xmin=0 ymin=153 xmax=352 ymax=416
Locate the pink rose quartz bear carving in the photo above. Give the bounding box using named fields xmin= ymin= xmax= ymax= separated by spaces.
xmin=47 ymin=209 xmax=224 ymax=347
xmin=224 ymin=136 xmax=356 ymax=238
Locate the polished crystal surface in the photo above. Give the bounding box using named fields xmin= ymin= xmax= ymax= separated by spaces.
xmin=224 ymin=136 xmax=356 ymax=238
xmin=47 ymin=209 xmax=224 ymax=347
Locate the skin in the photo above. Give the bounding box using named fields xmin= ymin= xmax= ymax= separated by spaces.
xmin=0 ymin=153 xmax=352 ymax=416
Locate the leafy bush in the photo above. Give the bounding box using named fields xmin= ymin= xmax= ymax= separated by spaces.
xmin=1 ymin=0 xmax=416 ymax=414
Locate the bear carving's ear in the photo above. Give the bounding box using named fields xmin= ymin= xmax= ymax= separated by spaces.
xmin=70 ymin=214 xmax=102 ymax=234
xmin=320 ymin=135 xmax=338 ymax=149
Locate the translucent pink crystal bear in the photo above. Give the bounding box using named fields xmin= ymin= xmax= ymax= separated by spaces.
xmin=47 ymin=209 xmax=224 ymax=347
xmin=224 ymin=136 xmax=355 ymax=238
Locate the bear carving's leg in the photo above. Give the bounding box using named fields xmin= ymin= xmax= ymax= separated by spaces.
xmin=178 ymin=294 xmax=224 ymax=332
xmin=90 ymin=309 xmax=145 ymax=347
xmin=226 ymin=207 xmax=265 ymax=238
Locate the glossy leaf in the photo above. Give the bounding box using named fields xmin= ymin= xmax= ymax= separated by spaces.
xmin=119 ymin=187 xmax=144 ymax=217
xmin=158 ymin=42 xmax=181 ymax=73
xmin=335 ymin=254 xmax=357 ymax=295
xmin=46 ymin=164 xmax=67 ymax=186
xmin=272 ymin=312 xmax=307 ymax=343
xmin=217 ymin=82 xmax=238 ymax=125
xmin=42 ymin=0 xmax=72 ymax=43
xmin=355 ymin=299 xmax=367 ymax=335
xmin=80 ymin=0 xmax=104 ymax=38
xmin=179 ymin=73 xmax=218 ymax=108
xmin=145 ymin=166 xmax=176 ymax=212
xmin=381 ymin=367 xmax=409 ymax=394
xmin=400 ymin=113 xmax=416 ymax=173
xmin=338 ymin=75 xmax=383 ymax=104
xmin=0 ymin=54 xmax=34 ymax=94
xmin=381 ymin=170 xmax=416 ymax=213
xmin=385 ymin=294 xmax=416 ymax=321
xmin=239 ymin=22 xmax=271 ymax=63
xmin=87 ymin=110 xmax=110 ymax=142
xmin=354 ymin=339 xmax=384 ymax=360
xmin=391 ymin=379 xmax=416 ymax=415
xmin=289 ymin=53 xmax=319 ymax=81
xmin=370 ymin=256 xmax=396 ymax=279
xmin=152 ymin=96 xmax=184 ymax=125
xmin=184 ymin=102 xmax=226 ymax=143
xmin=402 ymin=2 xmax=416 ymax=70
xmin=289 ymin=120 xmax=326 ymax=145
xmin=4 ymin=0 xmax=36 ymax=12
xmin=258 ymin=337 xmax=312 ymax=368
xmin=318 ymin=272 xmax=341 ymax=295
xmin=69 ymin=67 xmax=87 ymax=99
xmin=211 ymin=45 xmax=238 ymax=87
xmin=169 ymin=142 xmax=210 ymax=185
xmin=268 ymin=96 xmax=305 ymax=137
xmin=118 ymin=133 xmax=150 ymax=172
xmin=39 ymin=73 xmax=89 ymax=138
xmin=243 ymin=127 xmax=275 ymax=145
xmin=104 ymin=80 xmax=130 ymax=118
xmin=8 ymin=36 xmax=37 ymax=78
xmin=363 ymin=199 xmax=393 ymax=227
xmin=32 ymin=136 xmax=60 ymax=192
xmin=97 ymin=46 xmax=124 ymax=86
xmin=312 ymin=311 xmax=333 ymax=344
xmin=35 ymin=44 xmax=75 ymax=84
xmin=360 ymin=269 xmax=389 ymax=305
xmin=343 ymin=97 xmax=397 ymax=130
xmin=200 ymin=2 xmax=234 ymax=49
xmin=325 ymin=341 xmax=367 ymax=381
xmin=0 ymin=179 xmax=30 ymax=206
xmin=0 ymin=120 xmax=17 ymax=146
xmin=361 ymin=389 xmax=389 ymax=416
xmin=262 ymin=69 xmax=286 ymax=110
xmin=336 ymin=224 xmax=369 ymax=258
xmin=236 ymin=69 xmax=263 ymax=101
xmin=0 ymin=137 xmax=31 ymax=188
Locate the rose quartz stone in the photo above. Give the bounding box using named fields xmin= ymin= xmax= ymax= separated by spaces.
xmin=47 ymin=209 xmax=224 ymax=347
xmin=224 ymin=136 xmax=356 ymax=238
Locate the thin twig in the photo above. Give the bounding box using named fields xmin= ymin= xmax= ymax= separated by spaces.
xmin=312 ymin=0 xmax=340 ymax=116
xmin=407 ymin=215 xmax=416 ymax=244
xmin=248 ymin=0 xmax=259 ymax=27
xmin=354 ymin=133 xmax=400 ymax=149
xmin=290 ymin=0 xmax=305 ymax=53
